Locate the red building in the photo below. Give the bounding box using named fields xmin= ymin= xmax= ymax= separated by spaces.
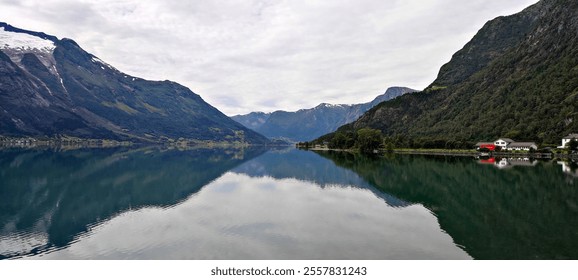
xmin=475 ymin=142 xmax=496 ymax=151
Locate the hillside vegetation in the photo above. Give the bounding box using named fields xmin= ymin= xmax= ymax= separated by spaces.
xmin=312 ymin=0 xmax=578 ymax=149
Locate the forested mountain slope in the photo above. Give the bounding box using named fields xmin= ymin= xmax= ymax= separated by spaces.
xmin=317 ymin=0 xmax=578 ymax=147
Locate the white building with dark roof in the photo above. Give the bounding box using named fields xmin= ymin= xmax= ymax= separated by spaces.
xmin=476 ymin=138 xmax=538 ymax=151
xmin=505 ymin=142 xmax=538 ymax=151
xmin=559 ymin=133 xmax=578 ymax=148
xmin=494 ymin=138 xmax=514 ymax=149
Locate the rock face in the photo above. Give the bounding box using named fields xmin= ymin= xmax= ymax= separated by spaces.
xmin=232 ymin=87 xmax=415 ymax=142
xmin=322 ymin=0 xmax=578 ymax=145
xmin=0 ymin=23 xmax=269 ymax=144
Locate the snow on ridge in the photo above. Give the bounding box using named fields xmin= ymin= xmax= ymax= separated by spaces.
xmin=91 ymin=56 xmax=107 ymax=65
xmin=0 ymin=27 xmax=55 ymax=53
xmin=91 ymin=56 xmax=118 ymax=71
xmin=317 ymin=103 xmax=346 ymax=109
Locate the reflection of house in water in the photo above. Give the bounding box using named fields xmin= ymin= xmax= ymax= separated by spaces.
xmin=479 ymin=157 xmax=496 ymax=164
xmin=478 ymin=157 xmax=538 ymax=169
xmin=557 ymin=161 xmax=578 ymax=177
xmin=495 ymin=158 xmax=538 ymax=169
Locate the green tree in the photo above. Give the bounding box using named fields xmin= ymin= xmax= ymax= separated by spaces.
xmin=386 ymin=142 xmax=394 ymax=153
xmin=330 ymin=132 xmax=347 ymax=149
xmin=356 ymin=128 xmax=383 ymax=154
xmin=568 ymin=139 xmax=578 ymax=153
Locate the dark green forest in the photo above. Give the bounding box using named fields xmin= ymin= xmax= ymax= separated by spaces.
xmin=312 ymin=0 xmax=578 ymax=148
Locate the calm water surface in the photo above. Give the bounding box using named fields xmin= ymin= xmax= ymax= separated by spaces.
xmin=1 ymin=148 xmax=577 ymax=259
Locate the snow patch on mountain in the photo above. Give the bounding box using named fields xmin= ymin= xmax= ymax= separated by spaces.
xmin=91 ymin=55 xmax=118 ymax=71
xmin=0 ymin=27 xmax=55 ymax=53
xmin=316 ymin=103 xmax=346 ymax=109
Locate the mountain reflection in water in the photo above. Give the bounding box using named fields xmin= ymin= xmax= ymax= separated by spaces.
xmin=0 ymin=147 xmax=266 ymax=259
xmin=2 ymin=148 xmax=575 ymax=259
xmin=316 ymin=151 xmax=578 ymax=259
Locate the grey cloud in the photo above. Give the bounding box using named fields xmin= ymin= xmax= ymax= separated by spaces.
xmin=0 ymin=0 xmax=539 ymax=115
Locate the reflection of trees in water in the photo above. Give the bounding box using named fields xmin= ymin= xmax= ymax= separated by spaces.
xmin=317 ymin=151 xmax=578 ymax=259
xmin=232 ymin=148 xmax=410 ymax=208
xmin=0 ymin=147 xmax=265 ymax=259
xmin=3 ymin=148 xmax=576 ymax=260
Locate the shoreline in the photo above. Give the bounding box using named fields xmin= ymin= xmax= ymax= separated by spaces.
xmin=0 ymin=135 xmax=286 ymax=150
xmin=307 ymin=147 xmax=578 ymax=159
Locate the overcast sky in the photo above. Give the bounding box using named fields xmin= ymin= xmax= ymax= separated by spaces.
xmin=0 ymin=0 xmax=538 ymax=115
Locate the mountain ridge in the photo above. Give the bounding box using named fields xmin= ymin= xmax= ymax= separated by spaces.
xmin=313 ymin=0 xmax=578 ymax=147
xmin=232 ymin=86 xmax=416 ymax=142
xmin=0 ymin=22 xmax=269 ymax=144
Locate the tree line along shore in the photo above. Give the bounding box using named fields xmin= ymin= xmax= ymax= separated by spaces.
xmin=298 ymin=128 xmax=578 ymax=157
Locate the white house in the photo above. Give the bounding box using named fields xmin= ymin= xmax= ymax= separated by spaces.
xmin=505 ymin=142 xmax=538 ymax=151
xmin=478 ymin=138 xmax=537 ymax=151
xmin=559 ymin=133 xmax=578 ymax=148
xmin=494 ymin=138 xmax=514 ymax=149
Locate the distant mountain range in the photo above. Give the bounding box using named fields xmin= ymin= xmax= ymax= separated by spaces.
xmin=0 ymin=22 xmax=269 ymax=144
xmin=232 ymin=87 xmax=416 ymax=142
xmin=315 ymin=0 xmax=578 ymax=147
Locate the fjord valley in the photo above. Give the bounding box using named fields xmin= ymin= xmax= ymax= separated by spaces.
xmin=312 ymin=0 xmax=578 ymax=150
xmin=231 ymin=86 xmax=415 ymax=142
xmin=0 ymin=22 xmax=268 ymax=145
xmin=1 ymin=0 xmax=578 ymax=263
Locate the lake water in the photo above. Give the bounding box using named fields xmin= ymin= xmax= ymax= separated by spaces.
xmin=1 ymin=147 xmax=577 ymax=259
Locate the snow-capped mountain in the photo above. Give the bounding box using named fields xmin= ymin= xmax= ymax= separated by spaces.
xmin=231 ymin=87 xmax=416 ymax=142
xmin=0 ymin=26 xmax=55 ymax=52
xmin=0 ymin=22 xmax=269 ymax=144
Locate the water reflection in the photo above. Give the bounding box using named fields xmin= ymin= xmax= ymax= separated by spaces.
xmin=1 ymin=148 xmax=470 ymax=259
xmin=316 ymin=151 xmax=578 ymax=259
xmin=477 ymin=157 xmax=539 ymax=169
xmin=5 ymin=148 xmax=574 ymax=259
xmin=231 ymin=148 xmax=411 ymax=207
xmin=27 ymin=173 xmax=469 ymax=259
xmin=0 ymin=147 xmax=266 ymax=259
xmin=557 ymin=160 xmax=578 ymax=177
xmin=477 ymin=156 xmax=578 ymax=180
